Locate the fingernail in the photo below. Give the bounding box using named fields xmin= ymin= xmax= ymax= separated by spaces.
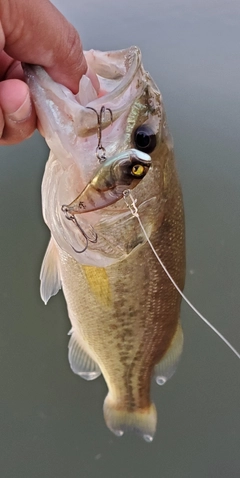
xmin=7 ymin=93 xmax=32 ymax=123
xmin=0 ymin=109 xmax=4 ymax=138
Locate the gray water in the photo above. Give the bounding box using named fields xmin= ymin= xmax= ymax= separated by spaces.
xmin=0 ymin=1 xmax=240 ymax=477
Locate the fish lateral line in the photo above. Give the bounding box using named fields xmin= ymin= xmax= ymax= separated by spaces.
xmin=123 ymin=189 xmax=240 ymax=361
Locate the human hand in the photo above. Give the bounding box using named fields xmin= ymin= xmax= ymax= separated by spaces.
xmin=0 ymin=0 xmax=88 ymax=145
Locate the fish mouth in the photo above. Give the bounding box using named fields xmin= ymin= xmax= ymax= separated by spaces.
xmin=83 ymin=46 xmax=143 ymax=106
xmin=23 ymin=46 xmax=146 ymax=138
xmin=26 ymin=46 xmax=161 ymax=267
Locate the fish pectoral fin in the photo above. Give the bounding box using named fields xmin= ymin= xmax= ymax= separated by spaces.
xmin=68 ymin=332 xmax=101 ymax=381
xmin=40 ymin=237 xmax=61 ymax=304
xmin=154 ymin=321 xmax=184 ymax=385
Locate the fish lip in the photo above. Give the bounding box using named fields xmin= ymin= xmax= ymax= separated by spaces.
xmin=23 ymin=46 xmax=141 ymax=91
xmin=23 ymin=47 xmax=146 ymax=137
xmin=84 ymin=46 xmax=144 ymax=107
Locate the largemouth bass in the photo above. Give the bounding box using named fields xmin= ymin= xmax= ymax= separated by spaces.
xmin=25 ymin=46 xmax=185 ymax=442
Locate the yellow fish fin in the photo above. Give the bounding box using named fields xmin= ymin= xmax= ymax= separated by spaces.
xmin=82 ymin=266 xmax=112 ymax=307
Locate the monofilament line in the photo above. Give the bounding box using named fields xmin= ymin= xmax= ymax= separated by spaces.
xmin=123 ymin=189 xmax=240 ymax=360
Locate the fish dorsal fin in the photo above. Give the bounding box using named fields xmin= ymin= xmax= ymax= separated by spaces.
xmin=40 ymin=237 xmax=61 ymax=304
xmin=68 ymin=332 xmax=101 ymax=380
xmin=154 ymin=322 xmax=183 ymax=385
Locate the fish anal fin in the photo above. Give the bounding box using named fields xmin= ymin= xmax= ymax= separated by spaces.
xmin=103 ymin=394 xmax=157 ymax=442
xmin=40 ymin=237 xmax=61 ymax=304
xmin=154 ymin=321 xmax=184 ymax=385
xmin=68 ymin=332 xmax=101 ymax=381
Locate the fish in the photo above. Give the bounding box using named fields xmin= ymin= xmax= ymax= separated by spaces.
xmin=24 ymin=46 xmax=185 ymax=442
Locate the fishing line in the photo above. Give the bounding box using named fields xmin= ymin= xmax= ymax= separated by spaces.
xmin=123 ymin=189 xmax=240 ymax=360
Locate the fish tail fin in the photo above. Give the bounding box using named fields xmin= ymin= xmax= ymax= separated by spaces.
xmin=103 ymin=394 xmax=157 ymax=442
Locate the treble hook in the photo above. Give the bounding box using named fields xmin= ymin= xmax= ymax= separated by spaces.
xmin=61 ymin=206 xmax=98 ymax=253
xmin=86 ymin=105 xmax=113 ymax=162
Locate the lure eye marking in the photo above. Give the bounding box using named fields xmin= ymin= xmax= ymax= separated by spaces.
xmin=131 ymin=164 xmax=145 ymax=177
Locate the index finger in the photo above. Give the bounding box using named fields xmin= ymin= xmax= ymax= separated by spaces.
xmin=0 ymin=0 xmax=87 ymax=93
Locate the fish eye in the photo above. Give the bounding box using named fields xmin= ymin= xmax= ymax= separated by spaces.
xmin=134 ymin=125 xmax=156 ymax=154
xmin=131 ymin=164 xmax=145 ymax=177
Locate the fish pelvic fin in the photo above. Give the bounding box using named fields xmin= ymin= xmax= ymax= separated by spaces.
xmin=68 ymin=331 xmax=101 ymax=380
xmin=40 ymin=237 xmax=61 ymax=304
xmin=103 ymin=394 xmax=157 ymax=442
